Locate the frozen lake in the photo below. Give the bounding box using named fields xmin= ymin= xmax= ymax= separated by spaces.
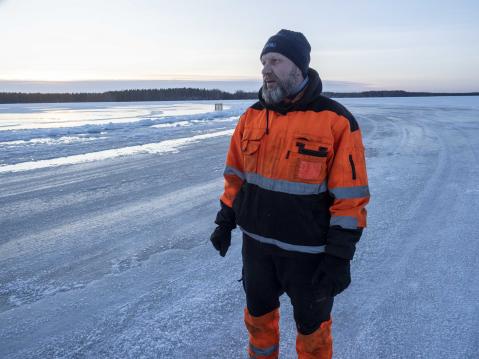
xmin=1 ymin=97 xmax=479 ymax=358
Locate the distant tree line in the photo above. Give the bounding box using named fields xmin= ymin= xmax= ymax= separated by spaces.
xmin=322 ymin=90 xmax=479 ymax=98
xmin=0 ymin=88 xmax=477 ymax=104
xmin=0 ymin=88 xmax=256 ymax=104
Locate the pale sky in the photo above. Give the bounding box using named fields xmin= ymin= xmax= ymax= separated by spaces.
xmin=0 ymin=0 xmax=478 ymax=92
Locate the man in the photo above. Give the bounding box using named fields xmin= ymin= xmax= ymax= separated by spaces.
xmin=210 ymin=29 xmax=370 ymax=359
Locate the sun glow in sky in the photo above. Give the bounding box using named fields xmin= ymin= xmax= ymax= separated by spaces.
xmin=0 ymin=0 xmax=478 ymax=92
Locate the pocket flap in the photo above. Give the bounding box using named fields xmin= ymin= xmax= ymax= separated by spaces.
xmin=293 ymin=134 xmax=332 ymax=157
xmin=294 ymin=133 xmax=332 ymax=145
xmin=241 ymin=139 xmax=261 ymax=154
xmin=243 ymin=128 xmax=266 ymax=141
xmin=241 ymin=128 xmax=265 ymax=154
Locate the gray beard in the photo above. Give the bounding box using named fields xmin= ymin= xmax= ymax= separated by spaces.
xmin=262 ymin=84 xmax=287 ymax=105
xmin=261 ymin=71 xmax=300 ymax=105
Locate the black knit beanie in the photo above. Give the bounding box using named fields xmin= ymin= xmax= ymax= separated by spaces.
xmin=260 ymin=29 xmax=311 ymax=77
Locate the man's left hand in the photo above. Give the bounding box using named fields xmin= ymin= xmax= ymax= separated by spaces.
xmin=312 ymin=253 xmax=351 ymax=300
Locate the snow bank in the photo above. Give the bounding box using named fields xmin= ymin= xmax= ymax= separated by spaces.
xmin=0 ymin=129 xmax=233 ymax=173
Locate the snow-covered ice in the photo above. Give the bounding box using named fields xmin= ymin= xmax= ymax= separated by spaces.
xmin=1 ymin=97 xmax=478 ymax=358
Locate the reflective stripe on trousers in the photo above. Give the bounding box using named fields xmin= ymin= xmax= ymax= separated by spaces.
xmin=249 ymin=343 xmax=279 ymax=358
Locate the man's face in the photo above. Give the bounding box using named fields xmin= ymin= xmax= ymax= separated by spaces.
xmin=261 ymin=52 xmax=303 ymax=104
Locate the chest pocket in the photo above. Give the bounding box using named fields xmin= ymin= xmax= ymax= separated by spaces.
xmin=241 ymin=128 xmax=265 ymax=173
xmin=288 ymin=134 xmax=332 ymax=183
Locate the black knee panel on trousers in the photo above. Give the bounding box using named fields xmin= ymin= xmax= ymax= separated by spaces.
xmin=241 ymin=234 xmax=334 ymax=335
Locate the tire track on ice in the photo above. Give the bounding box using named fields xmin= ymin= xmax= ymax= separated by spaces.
xmin=0 ymin=177 xmax=224 ymax=312
xmin=340 ymin=115 xmax=478 ymax=358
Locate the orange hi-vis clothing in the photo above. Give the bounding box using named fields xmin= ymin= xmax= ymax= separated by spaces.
xmin=244 ymin=307 xmax=333 ymax=359
xmin=218 ymin=68 xmax=369 ymax=260
xmin=296 ymin=318 xmax=333 ymax=359
xmin=244 ymin=308 xmax=280 ymax=358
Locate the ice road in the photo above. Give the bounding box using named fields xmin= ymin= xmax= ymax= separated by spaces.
xmin=1 ymin=97 xmax=478 ymax=358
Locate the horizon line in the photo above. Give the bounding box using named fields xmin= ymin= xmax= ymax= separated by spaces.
xmin=0 ymin=77 xmax=263 ymax=82
xmin=1 ymin=88 xmax=478 ymax=94
xmin=1 ymin=79 xmax=477 ymax=94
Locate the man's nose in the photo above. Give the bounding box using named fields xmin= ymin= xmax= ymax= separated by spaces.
xmin=262 ymin=63 xmax=271 ymax=76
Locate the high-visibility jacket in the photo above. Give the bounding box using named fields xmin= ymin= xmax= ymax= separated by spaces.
xmin=216 ymin=68 xmax=370 ymax=260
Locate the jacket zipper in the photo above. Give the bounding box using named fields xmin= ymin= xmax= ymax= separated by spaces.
xmin=265 ymin=110 xmax=269 ymax=135
xmin=259 ymin=110 xmax=270 ymax=173
xmin=348 ymin=154 xmax=357 ymax=180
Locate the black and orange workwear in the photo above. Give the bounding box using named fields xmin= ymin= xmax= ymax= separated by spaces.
xmin=241 ymin=236 xmax=334 ymax=331
xmin=211 ymin=67 xmax=370 ymax=358
xmin=215 ymin=68 xmax=369 ymax=260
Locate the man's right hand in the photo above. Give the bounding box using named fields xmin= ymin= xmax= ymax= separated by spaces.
xmin=210 ymin=226 xmax=232 ymax=257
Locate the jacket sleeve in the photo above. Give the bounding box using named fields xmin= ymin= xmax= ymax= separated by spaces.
xmin=326 ymin=114 xmax=370 ymax=260
xmin=215 ymin=114 xmax=246 ymax=229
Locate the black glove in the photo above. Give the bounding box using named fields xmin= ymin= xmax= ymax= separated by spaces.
xmin=210 ymin=225 xmax=232 ymax=257
xmin=312 ymin=253 xmax=351 ymax=300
